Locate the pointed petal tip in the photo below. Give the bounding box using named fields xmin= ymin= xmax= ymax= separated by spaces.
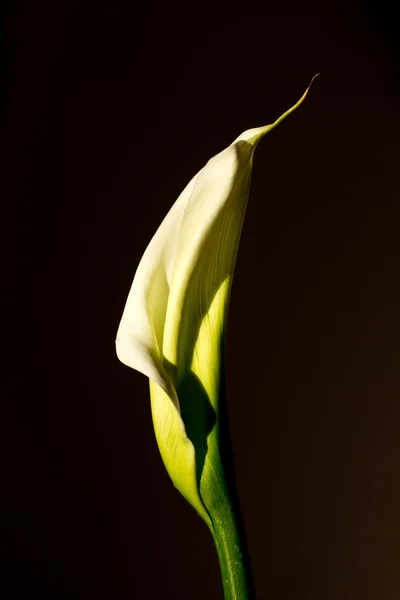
xmin=270 ymin=73 xmax=320 ymax=127
xmin=234 ymin=74 xmax=320 ymax=146
xmin=304 ymin=73 xmax=320 ymax=96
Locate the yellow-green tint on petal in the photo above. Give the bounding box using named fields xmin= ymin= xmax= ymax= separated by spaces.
xmin=162 ymin=140 xmax=255 ymax=391
xmin=191 ymin=278 xmax=230 ymax=410
xmin=149 ymin=379 xmax=212 ymax=527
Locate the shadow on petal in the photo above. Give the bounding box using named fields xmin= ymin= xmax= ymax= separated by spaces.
xmin=164 ymin=358 xmax=217 ymax=488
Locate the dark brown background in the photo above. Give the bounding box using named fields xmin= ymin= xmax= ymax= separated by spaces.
xmin=3 ymin=0 xmax=399 ymax=598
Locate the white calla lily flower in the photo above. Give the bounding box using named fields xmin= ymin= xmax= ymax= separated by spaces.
xmin=116 ymin=79 xmax=317 ymax=550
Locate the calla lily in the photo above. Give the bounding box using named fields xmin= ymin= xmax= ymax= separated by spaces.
xmin=116 ymin=77 xmax=317 ymax=599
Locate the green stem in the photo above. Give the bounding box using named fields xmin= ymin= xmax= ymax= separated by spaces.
xmin=205 ymin=341 xmax=256 ymax=599
xmin=206 ymin=396 xmax=256 ymax=598
xmin=211 ymin=504 xmax=256 ymax=600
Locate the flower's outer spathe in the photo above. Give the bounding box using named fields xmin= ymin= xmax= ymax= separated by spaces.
xmin=116 ymin=77 xmax=317 ymax=527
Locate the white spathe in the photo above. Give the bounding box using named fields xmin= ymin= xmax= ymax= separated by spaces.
xmin=116 ymin=79 xmax=317 ymax=523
